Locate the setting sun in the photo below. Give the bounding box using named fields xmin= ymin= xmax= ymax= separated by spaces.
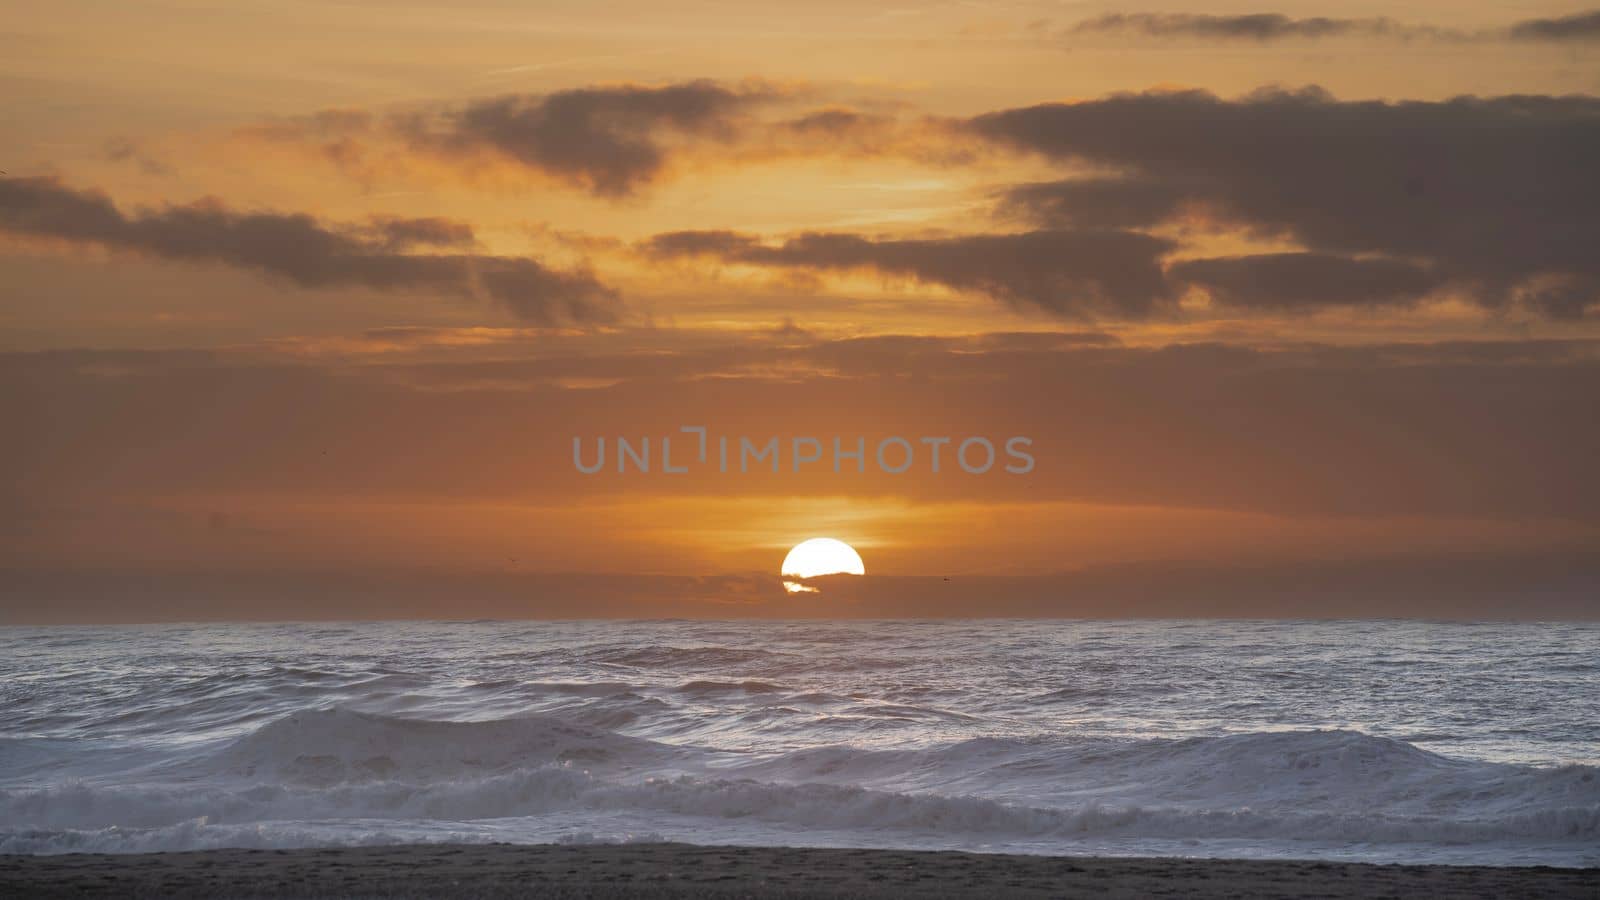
xmin=781 ymin=538 xmax=865 ymax=592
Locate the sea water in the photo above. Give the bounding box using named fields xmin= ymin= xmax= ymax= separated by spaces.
xmin=1 ymin=619 xmax=1596 ymax=864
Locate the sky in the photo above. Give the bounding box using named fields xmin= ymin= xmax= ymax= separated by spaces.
xmin=3 ymin=0 xmax=1599 ymax=621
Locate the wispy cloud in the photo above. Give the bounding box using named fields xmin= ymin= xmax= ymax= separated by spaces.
xmin=0 ymin=178 xmax=619 ymax=325
xmin=1066 ymin=8 xmax=1600 ymax=43
xmin=643 ymin=228 xmax=1178 ymax=319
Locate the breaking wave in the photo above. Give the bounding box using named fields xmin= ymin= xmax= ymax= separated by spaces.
xmin=3 ymin=709 xmax=1595 ymax=855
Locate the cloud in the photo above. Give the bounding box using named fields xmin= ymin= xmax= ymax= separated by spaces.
xmin=1068 ymin=13 xmax=1437 ymax=41
xmin=1169 ymin=253 xmax=1443 ymax=311
xmin=1067 ymin=9 xmax=1600 ymax=43
xmin=1506 ymin=9 xmax=1600 ymax=41
xmin=0 ymin=178 xmax=619 ymax=325
xmin=238 ymin=81 xmax=963 ymax=198
xmin=643 ymin=228 xmax=1178 ymax=319
xmin=794 ymin=555 xmax=1600 ymax=621
xmin=393 ymin=79 xmax=782 ymax=197
xmin=364 ymin=216 xmax=477 ymax=251
xmin=7 ymin=555 xmax=1599 ymax=623
xmin=142 ymin=81 xmax=1600 ymax=320
xmin=5 ymin=336 xmax=1599 ymax=523
xmin=995 ymin=177 xmax=1192 ymax=229
xmin=972 ymin=88 xmax=1600 ymax=317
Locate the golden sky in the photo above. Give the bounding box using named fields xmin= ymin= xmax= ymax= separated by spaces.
xmin=3 ymin=0 xmax=1599 ymax=619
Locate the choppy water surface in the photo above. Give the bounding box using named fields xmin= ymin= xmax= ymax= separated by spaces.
xmin=1 ymin=619 xmax=1596 ymax=864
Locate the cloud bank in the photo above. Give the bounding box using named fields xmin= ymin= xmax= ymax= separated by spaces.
xmin=976 ymin=88 xmax=1600 ymax=317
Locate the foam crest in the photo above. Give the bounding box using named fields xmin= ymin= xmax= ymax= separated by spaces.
xmin=201 ymin=708 xmax=677 ymax=783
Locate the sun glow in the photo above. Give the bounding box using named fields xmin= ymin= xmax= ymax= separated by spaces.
xmin=781 ymin=537 xmax=865 ymax=592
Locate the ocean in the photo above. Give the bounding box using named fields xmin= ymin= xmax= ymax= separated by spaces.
xmin=1 ymin=619 xmax=1595 ymax=865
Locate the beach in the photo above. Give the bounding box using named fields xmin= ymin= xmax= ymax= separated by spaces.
xmin=3 ymin=843 xmax=1597 ymax=899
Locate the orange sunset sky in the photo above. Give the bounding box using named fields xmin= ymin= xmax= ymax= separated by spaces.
xmin=3 ymin=0 xmax=1598 ymax=620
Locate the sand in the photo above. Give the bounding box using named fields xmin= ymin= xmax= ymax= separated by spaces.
xmin=0 ymin=843 xmax=1594 ymax=898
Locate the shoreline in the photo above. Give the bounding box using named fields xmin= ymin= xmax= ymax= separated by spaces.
xmin=1 ymin=843 xmax=1594 ymax=899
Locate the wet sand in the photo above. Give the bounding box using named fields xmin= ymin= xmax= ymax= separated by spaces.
xmin=0 ymin=843 xmax=1594 ymax=898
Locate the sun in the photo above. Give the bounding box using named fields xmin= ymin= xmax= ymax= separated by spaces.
xmin=781 ymin=538 xmax=865 ymax=592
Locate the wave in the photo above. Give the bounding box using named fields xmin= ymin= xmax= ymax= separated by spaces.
xmin=3 ymin=762 xmax=1594 ymax=853
xmin=3 ymin=709 xmax=1596 ymax=855
xmin=743 ymin=728 xmax=1600 ymax=813
xmin=195 ymin=708 xmax=686 ymax=783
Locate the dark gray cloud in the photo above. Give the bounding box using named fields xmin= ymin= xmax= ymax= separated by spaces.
xmin=644 ymin=228 xmax=1177 ymax=319
xmin=365 ymin=216 xmax=476 ymax=251
xmin=1169 ymin=253 xmax=1443 ymax=311
xmin=995 ymin=177 xmax=1192 ymax=229
xmin=398 ymin=80 xmax=778 ymax=197
xmin=1507 ymin=9 xmax=1600 ymax=41
xmin=1068 ymin=13 xmax=1432 ymax=41
xmin=972 ymin=88 xmax=1600 ymax=317
xmin=0 ymin=178 xmax=618 ymax=325
xmin=1068 ymin=9 xmax=1600 ymax=42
